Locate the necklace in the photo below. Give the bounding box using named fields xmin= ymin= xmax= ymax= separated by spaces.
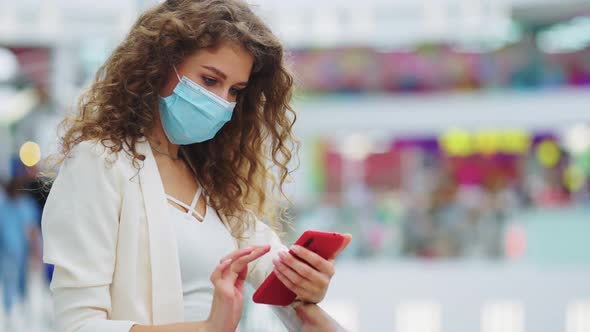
xmin=149 ymin=141 xmax=181 ymax=161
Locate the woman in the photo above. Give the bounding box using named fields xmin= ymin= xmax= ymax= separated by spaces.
xmin=41 ymin=1 xmax=351 ymax=331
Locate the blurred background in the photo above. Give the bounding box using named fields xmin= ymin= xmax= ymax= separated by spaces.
xmin=1 ymin=0 xmax=590 ymax=331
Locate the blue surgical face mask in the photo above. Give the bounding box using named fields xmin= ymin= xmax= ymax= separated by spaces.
xmin=158 ymin=66 xmax=236 ymax=145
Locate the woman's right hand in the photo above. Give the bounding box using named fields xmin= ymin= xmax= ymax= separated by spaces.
xmin=205 ymin=245 xmax=271 ymax=332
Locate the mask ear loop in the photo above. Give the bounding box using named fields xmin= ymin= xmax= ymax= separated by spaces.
xmin=173 ymin=65 xmax=182 ymax=82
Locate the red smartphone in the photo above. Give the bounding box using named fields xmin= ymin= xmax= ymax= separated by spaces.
xmin=252 ymin=230 xmax=345 ymax=306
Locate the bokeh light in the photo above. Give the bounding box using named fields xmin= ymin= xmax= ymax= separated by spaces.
xmin=505 ymin=224 xmax=527 ymax=260
xmin=502 ymin=130 xmax=532 ymax=155
xmin=19 ymin=141 xmax=41 ymax=167
xmin=535 ymin=139 xmax=561 ymax=168
xmin=440 ymin=129 xmax=472 ymax=156
xmin=564 ymin=123 xmax=590 ymax=155
xmin=563 ymin=165 xmax=586 ymax=193
xmin=474 ymin=131 xmax=500 ymax=155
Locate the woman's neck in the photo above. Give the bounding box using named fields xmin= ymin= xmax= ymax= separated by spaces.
xmin=147 ymin=118 xmax=180 ymax=159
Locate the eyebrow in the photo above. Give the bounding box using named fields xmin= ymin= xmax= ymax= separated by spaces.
xmin=202 ymin=65 xmax=248 ymax=87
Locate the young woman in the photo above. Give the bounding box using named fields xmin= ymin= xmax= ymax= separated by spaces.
xmin=41 ymin=1 xmax=351 ymax=331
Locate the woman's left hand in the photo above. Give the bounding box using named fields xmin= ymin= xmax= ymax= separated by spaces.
xmin=272 ymin=233 xmax=352 ymax=304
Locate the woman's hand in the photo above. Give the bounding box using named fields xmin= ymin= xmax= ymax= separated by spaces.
xmin=206 ymin=245 xmax=270 ymax=332
xmin=272 ymin=234 xmax=352 ymax=304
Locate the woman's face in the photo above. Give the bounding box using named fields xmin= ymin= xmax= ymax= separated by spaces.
xmin=161 ymin=42 xmax=254 ymax=103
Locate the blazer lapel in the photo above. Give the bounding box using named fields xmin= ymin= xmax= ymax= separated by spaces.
xmin=136 ymin=139 xmax=184 ymax=324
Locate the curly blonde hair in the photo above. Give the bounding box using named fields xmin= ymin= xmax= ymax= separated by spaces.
xmin=55 ymin=0 xmax=298 ymax=237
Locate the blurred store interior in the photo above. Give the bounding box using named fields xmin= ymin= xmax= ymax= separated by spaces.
xmin=1 ymin=0 xmax=590 ymax=331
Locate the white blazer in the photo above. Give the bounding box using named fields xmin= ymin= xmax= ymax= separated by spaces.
xmin=42 ymin=139 xmax=302 ymax=332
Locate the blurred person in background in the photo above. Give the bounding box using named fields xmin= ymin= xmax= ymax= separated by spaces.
xmin=14 ymin=83 xmax=62 ymax=165
xmin=0 ymin=180 xmax=5 ymax=204
xmin=41 ymin=1 xmax=350 ymax=332
xmin=0 ymin=177 xmax=40 ymax=330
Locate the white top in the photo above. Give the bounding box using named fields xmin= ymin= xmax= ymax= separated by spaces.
xmin=166 ymin=188 xmax=237 ymax=322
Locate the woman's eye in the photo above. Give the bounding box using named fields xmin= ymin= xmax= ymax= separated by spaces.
xmin=229 ymin=87 xmax=242 ymax=97
xmin=202 ymin=77 xmax=217 ymax=86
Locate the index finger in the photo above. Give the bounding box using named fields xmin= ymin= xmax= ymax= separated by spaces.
xmin=220 ymin=245 xmax=269 ymax=263
xmin=224 ymin=246 xmax=271 ymax=283
xmin=229 ymin=245 xmax=271 ymax=274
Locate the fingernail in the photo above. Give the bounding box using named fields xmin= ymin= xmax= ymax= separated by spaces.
xmin=290 ymin=245 xmax=300 ymax=252
xmin=272 ymin=258 xmax=280 ymax=265
xmin=278 ymin=251 xmax=287 ymax=259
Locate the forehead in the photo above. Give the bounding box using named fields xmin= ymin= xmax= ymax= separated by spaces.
xmin=183 ymin=42 xmax=254 ymax=82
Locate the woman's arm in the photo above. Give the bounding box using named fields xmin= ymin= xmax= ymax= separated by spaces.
xmin=43 ymin=142 xmax=138 ymax=332
xmin=294 ymin=302 xmax=348 ymax=332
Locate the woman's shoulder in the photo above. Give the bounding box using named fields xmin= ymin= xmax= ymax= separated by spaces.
xmin=64 ymin=139 xmax=141 ymax=177
xmin=69 ymin=139 xmax=111 ymax=159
